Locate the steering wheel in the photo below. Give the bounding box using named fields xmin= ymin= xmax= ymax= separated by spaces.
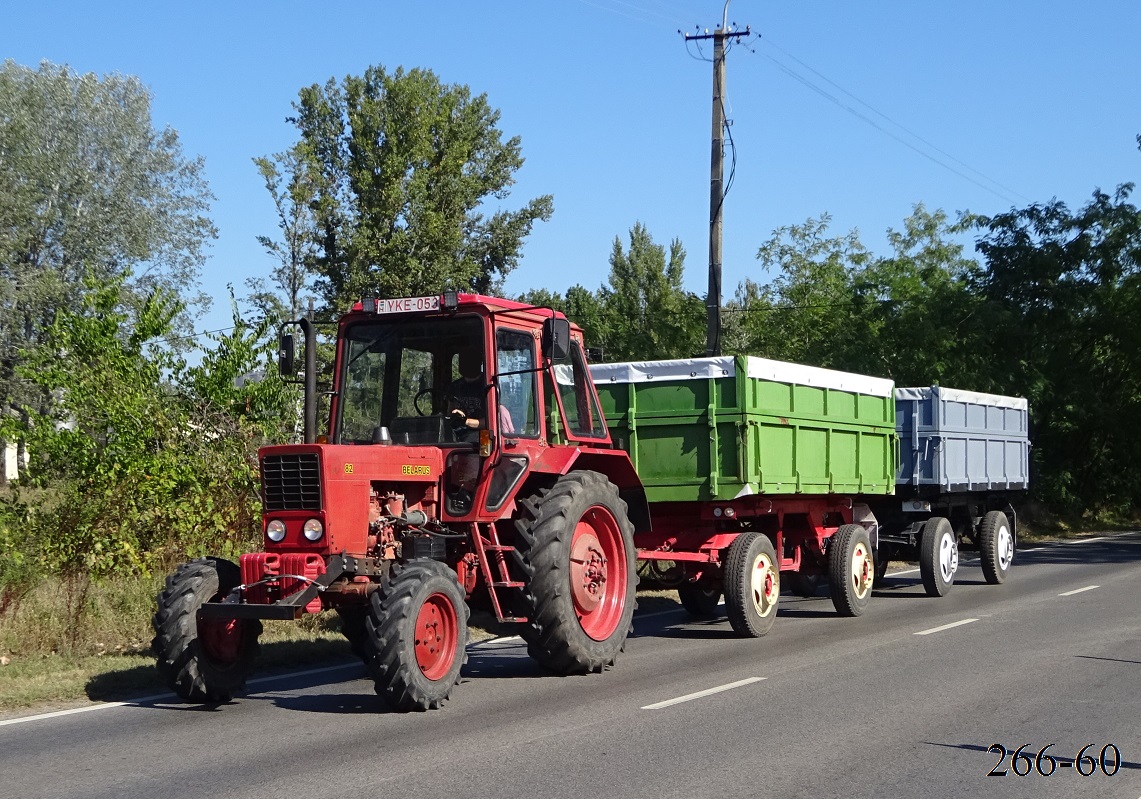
xmin=413 ymin=387 xmax=438 ymax=416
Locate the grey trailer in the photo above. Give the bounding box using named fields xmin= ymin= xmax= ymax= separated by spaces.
xmin=870 ymin=386 xmax=1030 ymax=597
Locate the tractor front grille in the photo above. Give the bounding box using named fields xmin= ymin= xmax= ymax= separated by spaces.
xmin=261 ymin=453 xmax=322 ymax=511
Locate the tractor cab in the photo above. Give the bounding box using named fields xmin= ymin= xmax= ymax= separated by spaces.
xmin=279 ymin=292 xmax=614 ymax=519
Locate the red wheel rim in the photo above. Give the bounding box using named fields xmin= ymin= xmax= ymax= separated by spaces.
xmin=198 ymin=617 xmax=243 ymax=666
xmin=414 ymin=592 xmax=459 ymax=681
xmin=570 ymin=505 xmax=628 ymax=641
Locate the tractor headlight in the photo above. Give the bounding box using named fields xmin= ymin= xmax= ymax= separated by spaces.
xmin=266 ymin=519 xmax=287 ymax=542
xmin=303 ymin=518 xmax=324 ymax=542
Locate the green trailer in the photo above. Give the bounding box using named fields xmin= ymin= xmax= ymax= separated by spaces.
xmin=589 ymin=355 xmax=897 ymax=628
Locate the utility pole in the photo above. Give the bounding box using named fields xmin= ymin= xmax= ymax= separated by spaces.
xmin=685 ymin=2 xmax=749 ymax=356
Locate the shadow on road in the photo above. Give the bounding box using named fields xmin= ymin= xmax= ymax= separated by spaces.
xmin=271 ymin=692 xmax=388 ymax=714
xmin=1016 ymin=534 xmax=1141 ymax=567
xmin=1076 ymin=654 xmax=1141 ymax=666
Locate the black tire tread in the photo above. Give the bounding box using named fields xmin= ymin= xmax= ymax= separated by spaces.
xmin=337 ymin=606 xmax=370 ymax=662
xmin=828 ymin=524 xmax=873 ymax=617
xmin=979 ymin=510 xmax=1013 ymax=585
xmin=512 ymin=470 xmax=638 ymax=674
xmin=723 ymin=533 xmax=780 ymax=637
xmin=152 ymin=557 xmax=261 ymax=703
xmin=364 ymin=559 xmax=469 ymax=712
xmin=919 ymin=516 xmax=955 ymax=597
xmin=678 ymin=583 xmax=722 ymax=619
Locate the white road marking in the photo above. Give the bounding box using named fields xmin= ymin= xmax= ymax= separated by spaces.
xmin=915 ymin=618 xmax=979 ymax=636
xmin=641 ymin=677 xmax=766 ymax=710
xmin=0 ymin=700 xmax=147 ymax=727
xmin=0 ymin=661 xmax=366 ymax=728
xmin=1058 ymin=585 xmax=1099 ymax=597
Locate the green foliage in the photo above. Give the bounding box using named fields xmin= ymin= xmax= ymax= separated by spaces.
xmin=272 ymin=64 xmax=553 ymax=312
xmin=246 ymin=149 xmax=317 ymax=323
xmin=598 ymin=224 xmax=704 ymax=360
xmin=843 ymin=206 xmax=985 ymax=386
xmin=3 ymin=277 xmax=292 ymax=581
xmin=519 ymin=224 xmax=703 ymax=361
xmin=971 ymin=185 xmax=1141 ymax=512
xmin=727 ymin=214 xmax=868 ymax=366
xmin=0 ymin=60 xmax=215 ymax=487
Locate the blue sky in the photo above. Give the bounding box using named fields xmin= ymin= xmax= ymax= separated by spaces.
xmin=5 ymin=1 xmax=1140 ymax=336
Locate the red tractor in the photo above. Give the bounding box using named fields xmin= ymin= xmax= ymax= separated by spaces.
xmin=152 ymin=292 xmax=645 ymax=711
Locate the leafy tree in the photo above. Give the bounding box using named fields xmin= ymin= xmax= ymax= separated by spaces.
xmin=729 ymin=214 xmax=867 ymax=366
xmin=4 ymin=277 xmax=292 ymax=583
xmin=0 ymin=60 xmax=215 ymax=483
xmin=971 ymin=185 xmax=1141 ymax=512
xmin=520 ymin=225 xmax=701 ymax=361
xmin=246 ymin=147 xmax=318 ymax=323
xmin=518 ymin=284 xmax=612 ymax=357
xmin=272 ymin=65 xmax=553 ymax=312
xmin=843 ymin=205 xmax=983 ymax=385
xmin=597 ymin=223 xmax=703 ymax=361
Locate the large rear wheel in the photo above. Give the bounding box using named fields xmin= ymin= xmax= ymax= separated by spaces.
xmin=152 ymin=557 xmax=261 ymax=703
xmin=919 ymin=516 xmax=957 ymax=597
xmin=514 ymin=471 xmax=637 ymax=674
xmin=724 ymin=533 xmax=780 ymax=637
xmin=365 ymin=559 xmax=468 ymax=711
xmin=979 ymin=510 xmax=1014 ymax=584
xmin=828 ymin=524 xmax=874 ymax=617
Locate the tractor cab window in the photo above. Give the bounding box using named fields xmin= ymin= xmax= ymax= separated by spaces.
xmin=553 ymin=342 xmax=607 ymax=439
xmin=337 ymin=315 xmax=485 ymax=446
xmin=495 ymin=327 xmax=538 ymax=437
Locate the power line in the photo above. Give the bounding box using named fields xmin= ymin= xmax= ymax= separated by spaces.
xmin=153 ymin=325 xmax=240 ymax=346
xmin=747 ymin=34 xmax=1030 ymax=206
xmin=723 ymin=298 xmax=893 ymax=314
xmin=761 ymin=36 xmax=1031 ymax=204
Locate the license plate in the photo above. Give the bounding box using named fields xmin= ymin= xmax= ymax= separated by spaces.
xmin=376 ymin=296 xmax=441 ymax=314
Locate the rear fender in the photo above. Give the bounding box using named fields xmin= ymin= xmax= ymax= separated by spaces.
xmin=533 ymin=448 xmax=650 ymax=533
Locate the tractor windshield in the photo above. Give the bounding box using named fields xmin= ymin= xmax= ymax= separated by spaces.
xmin=336 ymin=315 xmax=485 ymax=446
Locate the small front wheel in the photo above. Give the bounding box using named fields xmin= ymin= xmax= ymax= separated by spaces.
xmin=919 ymin=516 xmax=957 ymax=597
xmin=724 ymin=533 xmax=780 ymax=637
xmin=828 ymin=524 xmax=874 ymax=617
xmin=365 ymin=559 xmax=468 ymax=711
xmin=152 ymin=558 xmax=261 ymax=703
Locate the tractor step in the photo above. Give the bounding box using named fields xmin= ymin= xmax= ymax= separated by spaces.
xmin=483 ymin=544 xmax=517 ymax=552
xmin=490 ymin=580 xmax=525 ymax=588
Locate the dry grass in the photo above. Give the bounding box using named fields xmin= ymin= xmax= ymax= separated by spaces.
xmin=0 ymin=574 xmax=513 ymax=713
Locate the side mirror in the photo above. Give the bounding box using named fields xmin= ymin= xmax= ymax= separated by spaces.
xmin=542 ymin=317 xmax=572 ymax=362
xmin=278 ymin=332 xmax=296 ymax=377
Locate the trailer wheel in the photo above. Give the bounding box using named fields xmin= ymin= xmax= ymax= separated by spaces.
xmin=828 ymin=525 xmax=874 ymax=617
xmin=152 ymin=557 xmax=262 ymax=703
xmin=724 ymin=533 xmax=780 ymax=637
xmin=513 ymin=471 xmax=637 ymax=674
xmin=979 ymin=511 xmax=1014 ymax=584
xmin=678 ymin=581 xmax=723 ymax=618
xmin=919 ymin=517 xmax=957 ymax=597
xmin=337 ymin=606 xmax=370 ymax=662
xmin=874 ymin=548 xmax=890 ymax=583
xmin=787 ymin=573 xmax=822 ymax=598
xmin=365 ymin=559 xmax=468 ymax=711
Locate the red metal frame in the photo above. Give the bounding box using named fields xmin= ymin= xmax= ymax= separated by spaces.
xmin=635 ymin=496 xmax=857 ymax=575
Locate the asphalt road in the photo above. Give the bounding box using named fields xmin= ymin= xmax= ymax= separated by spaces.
xmin=2 ymin=533 xmax=1140 ymax=799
